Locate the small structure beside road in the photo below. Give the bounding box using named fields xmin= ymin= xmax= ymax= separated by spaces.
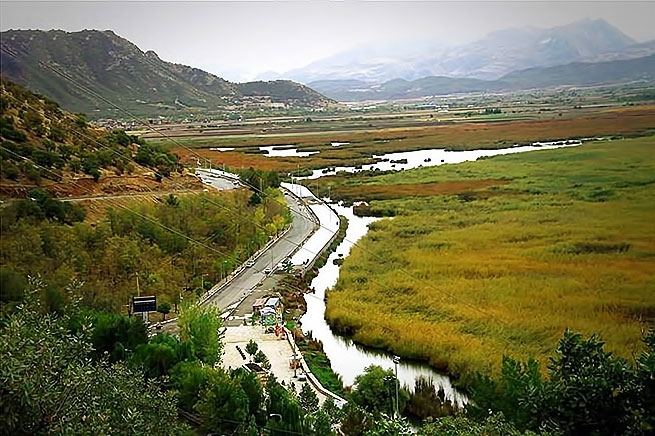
xmin=252 ymin=297 xmax=267 ymax=313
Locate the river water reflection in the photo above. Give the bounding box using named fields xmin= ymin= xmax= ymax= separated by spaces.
xmin=298 ymin=140 xmax=587 ymax=404
xmin=300 ymin=139 xmax=582 ymax=179
xmin=300 ymin=204 xmax=468 ymax=405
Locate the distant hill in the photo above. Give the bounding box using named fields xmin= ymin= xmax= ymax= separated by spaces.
xmin=309 ymin=55 xmax=655 ymax=102
xmin=0 ymin=29 xmax=334 ymax=117
xmin=282 ymin=19 xmax=649 ymax=84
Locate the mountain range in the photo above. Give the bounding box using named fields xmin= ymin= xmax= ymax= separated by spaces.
xmin=0 ymin=29 xmax=334 ymax=117
xmin=309 ymin=54 xmax=655 ymax=102
xmin=273 ymin=19 xmax=655 ymax=84
xmin=2 ymin=20 xmax=654 ymax=111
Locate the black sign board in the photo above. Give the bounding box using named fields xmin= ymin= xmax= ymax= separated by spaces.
xmin=133 ymin=296 xmax=156 ymax=313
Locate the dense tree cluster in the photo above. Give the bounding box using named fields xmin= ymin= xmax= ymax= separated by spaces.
xmin=469 ymin=329 xmax=655 ymax=436
xmin=0 ymin=189 xmax=289 ymax=313
xmin=3 ymin=278 xmax=653 ymax=436
xmin=237 ymin=166 xmax=281 ymax=205
xmin=0 ymin=285 xmax=185 ymax=435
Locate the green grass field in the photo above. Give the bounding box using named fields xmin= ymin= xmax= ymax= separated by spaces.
xmin=324 ymin=136 xmax=655 ymax=387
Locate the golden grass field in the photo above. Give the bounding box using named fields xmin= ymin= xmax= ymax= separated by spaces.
xmin=324 ymin=136 xmax=655 ymax=386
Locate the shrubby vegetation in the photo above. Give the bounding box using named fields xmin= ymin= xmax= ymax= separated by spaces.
xmin=0 ymin=79 xmax=179 ymax=183
xmin=0 ymin=189 xmax=289 ymax=313
xmin=2 ymin=276 xmax=652 ymax=435
xmin=468 ymin=329 xmax=655 ymax=436
xmin=0 ymin=283 xmax=186 ymax=435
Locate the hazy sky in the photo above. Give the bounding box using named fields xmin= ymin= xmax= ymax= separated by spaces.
xmin=2 ymin=1 xmax=654 ymax=81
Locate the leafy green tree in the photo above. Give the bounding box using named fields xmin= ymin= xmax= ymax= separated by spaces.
xmin=470 ymin=329 xmax=655 ymax=436
xmin=635 ymin=329 xmax=655 ymax=431
xmin=418 ymin=414 xmax=548 ymax=436
xmin=245 ymin=338 xmax=259 ymax=360
xmin=254 ymin=349 xmax=268 ymax=364
xmin=468 ymin=356 xmax=542 ymax=429
xmin=310 ymin=410 xmax=334 ymax=436
xmin=157 ymin=301 xmax=172 ymax=320
xmin=340 ymin=402 xmax=373 ymax=436
xmin=299 ymin=382 xmax=319 ymax=413
xmin=405 ymin=376 xmax=458 ymax=420
xmin=365 ymin=416 xmax=413 ymax=436
xmin=534 ymin=330 xmax=647 ymax=435
xmin=133 ymin=333 xmax=193 ymax=378
xmin=0 ymin=289 xmax=187 ymax=435
xmin=350 ymin=365 xmax=408 ymax=417
xmin=232 ymin=368 xmax=265 ymax=423
xmin=265 ymin=374 xmax=305 ymax=435
xmin=195 ymin=369 xmax=249 ymax=434
xmin=321 ymin=397 xmax=344 ymax=426
xmin=0 ymin=267 xmax=27 ymax=307
xmin=169 ymin=361 xmax=213 ymax=412
xmin=87 ymin=311 xmax=148 ymax=361
xmin=178 ymin=301 xmax=224 ymax=365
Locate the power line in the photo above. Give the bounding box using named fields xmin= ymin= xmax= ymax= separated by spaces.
xmin=2 ymin=48 xmax=508 ymax=325
xmin=0 ymin=145 xmax=232 ymax=261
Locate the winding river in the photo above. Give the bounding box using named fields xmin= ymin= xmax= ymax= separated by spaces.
xmin=297 ymin=138 xmax=588 ymax=404
xmin=300 ymin=203 xmax=468 ymax=404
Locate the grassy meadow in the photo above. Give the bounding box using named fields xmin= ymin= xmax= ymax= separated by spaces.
xmin=324 ymin=136 xmax=655 ymax=387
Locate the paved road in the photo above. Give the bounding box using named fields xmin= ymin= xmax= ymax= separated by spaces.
xmin=204 ymin=189 xmax=316 ymax=311
xmin=196 ymin=168 xmax=241 ymax=191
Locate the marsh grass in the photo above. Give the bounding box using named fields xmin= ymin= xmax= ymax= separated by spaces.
xmin=324 ymin=137 xmax=655 ymax=387
xmin=169 ymin=107 xmax=655 ymax=172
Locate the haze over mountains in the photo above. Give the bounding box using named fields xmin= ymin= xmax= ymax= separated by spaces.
xmin=1 ymin=19 xmax=654 ymax=112
xmin=273 ymin=19 xmax=654 ymax=84
xmin=309 ymin=55 xmax=655 ymax=102
xmin=0 ymin=29 xmax=334 ymax=116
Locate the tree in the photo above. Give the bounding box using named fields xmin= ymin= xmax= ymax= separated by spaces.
xmin=418 ymin=414 xmax=549 ymax=436
xmin=178 ymin=301 xmax=224 ymax=365
xmin=265 ymin=375 xmax=305 ymax=435
xmin=195 ymin=369 xmax=249 ymax=434
xmin=310 ymin=410 xmax=334 ymax=436
xmin=157 ymin=301 xmax=172 ymax=320
xmin=469 ymin=329 xmax=655 ymax=436
xmin=340 ymin=402 xmax=373 ymax=436
xmin=232 ymin=368 xmax=264 ymax=423
xmin=169 ymin=361 xmax=213 ymax=412
xmin=87 ymin=310 xmax=148 ymax=362
xmin=468 ymin=356 xmax=542 ymax=429
xmin=132 ymin=333 xmax=194 ymax=379
xmin=0 ymin=288 xmax=187 ymax=435
xmin=535 ymin=330 xmax=647 ymax=435
xmin=406 ymin=376 xmax=458 ymax=420
xmin=321 ymin=397 xmax=344 ymax=426
xmin=350 ymin=365 xmax=408 ymax=417
xmin=299 ymin=383 xmax=319 ymax=413
xmin=245 ymin=338 xmax=259 ymax=360
xmin=254 ymin=349 xmax=268 ymax=364
xmin=365 ymin=416 xmax=413 ymax=436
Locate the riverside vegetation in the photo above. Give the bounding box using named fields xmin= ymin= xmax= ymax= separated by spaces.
xmin=325 ymin=136 xmax=655 ymax=388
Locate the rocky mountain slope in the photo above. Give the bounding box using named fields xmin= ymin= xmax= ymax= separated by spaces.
xmin=0 ymin=30 xmax=334 ymax=117
xmin=0 ymin=78 xmax=202 ymax=198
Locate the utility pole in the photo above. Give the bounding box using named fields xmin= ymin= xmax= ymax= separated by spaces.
xmin=393 ymin=355 xmax=400 ymax=419
xmin=136 ymin=272 xmax=140 ymax=297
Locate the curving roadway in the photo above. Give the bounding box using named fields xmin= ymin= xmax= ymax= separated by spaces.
xmin=202 ymin=187 xmax=317 ymax=311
